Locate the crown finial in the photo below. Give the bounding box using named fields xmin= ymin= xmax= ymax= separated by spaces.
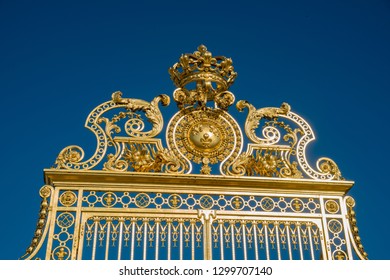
xmin=169 ymin=45 xmax=237 ymax=109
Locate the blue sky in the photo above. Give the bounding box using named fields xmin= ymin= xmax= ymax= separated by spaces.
xmin=0 ymin=0 xmax=389 ymax=259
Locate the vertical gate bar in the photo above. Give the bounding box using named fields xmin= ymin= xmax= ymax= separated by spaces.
xmin=297 ymin=223 xmax=304 ymax=260
xmin=253 ymin=222 xmax=259 ymax=260
xmin=92 ymin=219 xmax=99 ymax=260
xmin=319 ymin=229 xmax=328 ymax=260
xmin=45 ymin=187 xmax=59 ymax=260
xmin=167 ymin=221 xmax=172 ymax=260
xmin=143 ymin=221 xmax=148 ymax=260
xmin=208 ymin=219 xmax=213 ymax=260
xmin=77 ymin=223 xmax=85 ymax=260
xmin=230 ymin=222 xmax=236 ymax=260
xmin=219 ymin=221 xmax=224 ymax=260
xmin=117 ymin=220 xmax=123 ymax=260
xmin=105 ymin=220 xmax=111 ymax=260
xmin=286 ymin=223 xmax=292 ymax=260
xmin=320 ymin=197 xmax=331 ymax=260
xmin=155 ymin=221 xmax=160 ymax=260
xmin=340 ymin=197 xmax=354 ymax=259
xmin=180 ymin=221 xmax=183 ymax=260
xmin=242 ymin=222 xmax=247 ymax=260
xmin=264 ymin=222 xmax=270 ymax=260
xmin=130 ymin=219 xmax=136 ymax=260
xmin=203 ymin=217 xmax=212 ymax=260
xmin=191 ymin=221 xmax=195 ymax=260
xmin=275 ymin=223 xmax=281 ymax=260
xmin=72 ymin=189 xmax=83 ymax=260
xmin=308 ymin=224 xmax=315 ymax=260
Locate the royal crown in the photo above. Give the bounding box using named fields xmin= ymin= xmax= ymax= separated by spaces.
xmin=169 ymin=45 xmax=237 ymax=108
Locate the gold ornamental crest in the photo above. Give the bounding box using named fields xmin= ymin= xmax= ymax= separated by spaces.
xmin=21 ymin=45 xmax=371 ymax=263
xmin=53 ymin=44 xmax=343 ymax=181
xmin=167 ymin=107 xmax=242 ymax=174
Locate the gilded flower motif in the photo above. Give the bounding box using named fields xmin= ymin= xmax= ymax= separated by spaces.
xmin=67 ymin=150 xmax=81 ymax=163
xmin=253 ymin=151 xmax=282 ymax=177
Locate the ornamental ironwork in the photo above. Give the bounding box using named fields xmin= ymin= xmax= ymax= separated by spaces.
xmin=20 ymin=45 xmax=367 ymax=260
xmin=51 ymin=45 xmax=342 ymax=180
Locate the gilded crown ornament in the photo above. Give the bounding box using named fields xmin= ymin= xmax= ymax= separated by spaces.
xmin=169 ymin=45 xmax=237 ymax=110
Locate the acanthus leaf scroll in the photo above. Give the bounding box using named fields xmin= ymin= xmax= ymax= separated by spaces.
xmin=225 ymin=100 xmax=343 ymax=180
xmin=54 ymin=91 xmax=188 ymax=174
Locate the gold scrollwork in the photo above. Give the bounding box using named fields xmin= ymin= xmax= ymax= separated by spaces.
xmin=228 ymin=100 xmax=343 ymax=180
xmin=236 ymin=100 xmax=291 ymax=144
xmin=54 ymin=92 xmax=170 ymax=171
xmin=52 ymin=45 xmax=344 ymax=182
xmin=110 ymin=91 xmax=170 ymax=138
xmin=22 ymin=46 xmax=368 ymax=261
